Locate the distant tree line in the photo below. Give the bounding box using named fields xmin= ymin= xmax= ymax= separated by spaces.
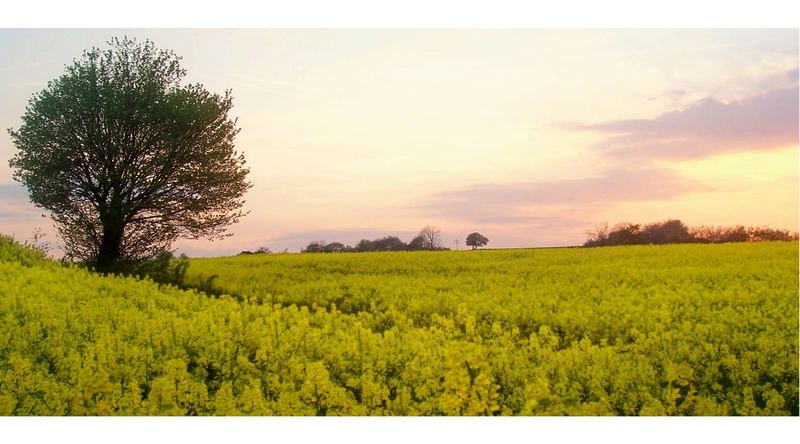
xmin=584 ymin=219 xmax=799 ymax=247
xmin=302 ymin=226 xmax=450 ymax=253
xmin=237 ymin=246 xmax=272 ymax=255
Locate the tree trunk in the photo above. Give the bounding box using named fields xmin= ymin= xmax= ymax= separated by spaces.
xmin=96 ymin=218 xmax=124 ymax=273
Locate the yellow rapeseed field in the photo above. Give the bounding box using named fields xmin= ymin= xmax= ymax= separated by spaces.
xmin=1 ymin=235 xmax=797 ymax=415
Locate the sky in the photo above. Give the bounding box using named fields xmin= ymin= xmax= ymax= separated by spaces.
xmin=0 ymin=29 xmax=797 ymax=255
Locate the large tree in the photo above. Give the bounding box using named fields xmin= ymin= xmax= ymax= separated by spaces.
xmin=8 ymin=37 xmax=251 ymax=272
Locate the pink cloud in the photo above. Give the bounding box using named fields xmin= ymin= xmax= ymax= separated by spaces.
xmin=569 ymin=84 xmax=798 ymax=160
xmin=419 ymin=167 xmax=710 ymax=225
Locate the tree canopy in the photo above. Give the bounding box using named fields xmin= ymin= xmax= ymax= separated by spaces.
xmin=8 ymin=37 xmax=251 ymax=272
xmin=466 ymin=232 xmax=489 ymax=249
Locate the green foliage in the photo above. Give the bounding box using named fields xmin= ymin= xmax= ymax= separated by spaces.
xmin=7 ymin=36 xmax=250 ymax=272
xmin=1 ymin=240 xmax=797 ymax=415
xmin=466 ymin=232 xmax=489 ymax=249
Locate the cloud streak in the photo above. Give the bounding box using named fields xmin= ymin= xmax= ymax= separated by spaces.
xmin=419 ymin=168 xmax=710 ymax=225
xmin=567 ymin=84 xmax=799 ymax=161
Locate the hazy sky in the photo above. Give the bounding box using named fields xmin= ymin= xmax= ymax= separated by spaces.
xmin=0 ymin=29 xmax=797 ymax=255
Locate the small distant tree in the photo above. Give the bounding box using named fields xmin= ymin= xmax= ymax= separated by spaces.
xmin=373 ymin=236 xmax=407 ymax=251
xmin=255 ymin=246 xmax=271 ymax=254
xmin=407 ymin=235 xmax=425 ymax=251
xmin=640 ymin=220 xmax=692 ymax=244
xmin=584 ymin=223 xmax=610 ymax=247
xmin=690 ymin=225 xmax=749 ymax=243
xmin=323 ymin=242 xmax=345 ymax=253
xmin=355 ymin=239 xmax=376 ymax=252
xmin=302 ymin=240 xmax=326 ymax=253
xmin=419 ymin=226 xmax=442 ymax=250
xmin=747 ymin=226 xmax=797 ymax=242
xmin=606 ymin=223 xmax=642 ymax=246
xmin=465 ymin=232 xmax=489 ymax=250
xmin=721 ymin=226 xmax=749 ymax=243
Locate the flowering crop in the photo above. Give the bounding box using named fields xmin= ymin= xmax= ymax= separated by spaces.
xmin=1 ymin=236 xmax=797 ymax=415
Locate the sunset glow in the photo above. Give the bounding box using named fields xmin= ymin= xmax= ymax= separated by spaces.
xmin=1 ymin=29 xmax=797 ymax=254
